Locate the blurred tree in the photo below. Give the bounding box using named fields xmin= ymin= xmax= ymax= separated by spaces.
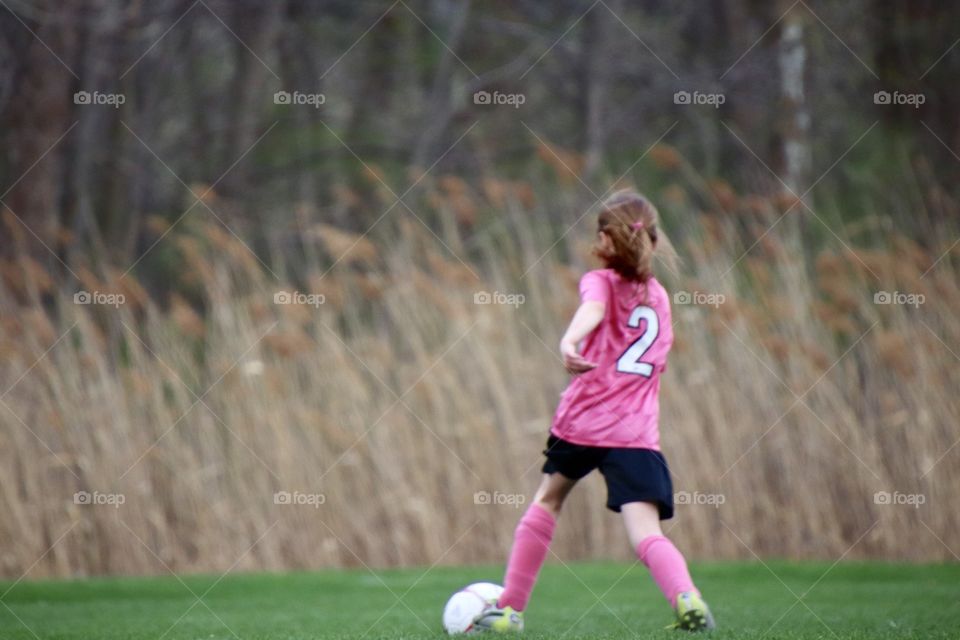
xmin=0 ymin=0 xmax=957 ymax=288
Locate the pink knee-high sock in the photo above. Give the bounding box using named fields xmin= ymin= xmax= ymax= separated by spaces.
xmin=637 ymin=535 xmax=699 ymax=607
xmin=497 ymin=503 xmax=556 ymax=611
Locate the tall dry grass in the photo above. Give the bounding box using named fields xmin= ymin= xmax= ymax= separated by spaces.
xmin=1 ymin=159 xmax=959 ymax=579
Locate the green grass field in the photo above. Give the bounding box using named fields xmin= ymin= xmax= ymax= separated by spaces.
xmin=1 ymin=561 xmax=956 ymax=639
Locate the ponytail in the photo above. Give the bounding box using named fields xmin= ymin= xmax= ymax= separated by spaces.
xmin=594 ymin=189 xmax=674 ymax=282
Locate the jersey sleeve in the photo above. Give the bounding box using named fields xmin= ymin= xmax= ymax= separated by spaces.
xmin=578 ymin=270 xmax=610 ymax=305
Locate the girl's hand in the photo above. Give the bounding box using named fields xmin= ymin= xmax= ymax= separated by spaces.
xmin=560 ymin=340 xmax=597 ymax=374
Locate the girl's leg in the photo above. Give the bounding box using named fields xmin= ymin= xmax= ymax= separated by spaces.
xmin=621 ymin=501 xmax=698 ymax=607
xmin=497 ymin=473 xmax=577 ymax=611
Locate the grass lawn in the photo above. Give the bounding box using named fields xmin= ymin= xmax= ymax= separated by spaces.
xmin=1 ymin=561 xmax=956 ymax=639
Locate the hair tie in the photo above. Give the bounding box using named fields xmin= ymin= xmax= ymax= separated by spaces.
xmin=630 ymin=221 xmax=645 ymax=231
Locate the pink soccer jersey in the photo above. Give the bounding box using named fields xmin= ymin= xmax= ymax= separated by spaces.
xmin=551 ymin=269 xmax=674 ymax=449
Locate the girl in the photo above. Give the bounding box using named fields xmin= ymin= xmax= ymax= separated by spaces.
xmin=480 ymin=189 xmax=715 ymax=632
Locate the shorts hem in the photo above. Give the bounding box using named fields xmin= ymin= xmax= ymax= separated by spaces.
xmin=606 ymin=497 xmax=674 ymax=519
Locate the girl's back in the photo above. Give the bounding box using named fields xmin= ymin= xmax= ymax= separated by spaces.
xmin=553 ymin=269 xmax=673 ymax=450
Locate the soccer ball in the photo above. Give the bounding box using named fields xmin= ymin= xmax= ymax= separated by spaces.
xmin=442 ymin=582 xmax=504 ymax=634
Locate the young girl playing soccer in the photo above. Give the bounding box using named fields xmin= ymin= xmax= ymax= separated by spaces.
xmin=480 ymin=189 xmax=715 ymax=632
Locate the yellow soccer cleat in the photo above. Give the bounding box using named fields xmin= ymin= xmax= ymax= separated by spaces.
xmin=475 ymin=605 xmax=524 ymax=632
xmin=667 ymin=591 xmax=716 ymax=632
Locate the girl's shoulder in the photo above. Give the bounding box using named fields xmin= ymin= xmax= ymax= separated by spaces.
xmin=644 ymin=277 xmax=671 ymax=308
xmin=578 ymin=268 xmax=618 ymax=291
xmin=581 ymin=267 xmax=616 ymax=280
xmin=645 ymin=276 xmax=668 ymax=297
xmin=583 ymin=269 xmax=666 ymax=289
xmin=585 ymin=270 xmax=671 ymax=308
xmin=580 ymin=269 xmax=670 ymax=307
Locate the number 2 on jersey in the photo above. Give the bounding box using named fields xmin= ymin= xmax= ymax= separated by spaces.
xmin=615 ymin=305 xmax=659 ymax=377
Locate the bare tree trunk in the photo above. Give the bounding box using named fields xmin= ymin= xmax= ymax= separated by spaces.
xmin=776 ymin=2 xmax=811 ymax=276
xmin=778 ymin=3 xmax=810 ymax=201
xmin=581 ymin=0 xmax=618 ymax=183
xmin=70 ymin=0 xmax=126 ymax=267
xmin=220 ymin=1 xmax=283 ymax=195
xmin=3 ymin=2 xmax=75 ymax=279
xmin=411 ymin=0 xmax=471 ymax=169
xmin=340 ymin=9 xmax=403 ymax=230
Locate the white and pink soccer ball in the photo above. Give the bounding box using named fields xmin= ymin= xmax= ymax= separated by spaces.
xmin=441 ymin=582 xmax=504 ymax=634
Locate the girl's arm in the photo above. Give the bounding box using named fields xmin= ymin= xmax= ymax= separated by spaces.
xmin=559 ymin=301 xmax=605 ymax=373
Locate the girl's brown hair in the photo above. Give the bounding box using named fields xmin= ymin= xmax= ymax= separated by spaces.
xmin=594 ymin=189 xmax=677 ymax=282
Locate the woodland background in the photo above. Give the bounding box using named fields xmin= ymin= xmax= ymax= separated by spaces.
xmin=1 ymin=0 xmax=959 ymax=578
